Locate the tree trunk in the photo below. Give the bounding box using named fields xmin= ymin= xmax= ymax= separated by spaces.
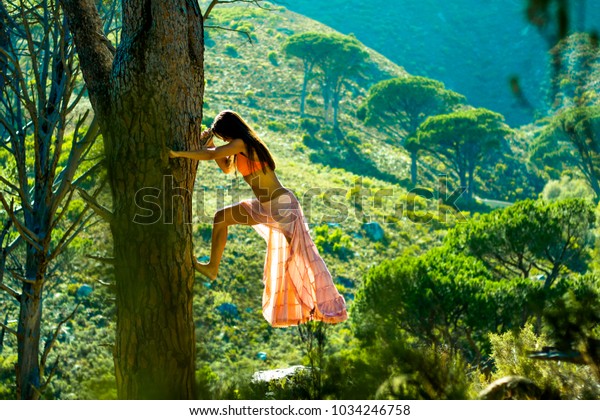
xmin=16 ymin=248 xmax=46 ymax=400
xmin=63 ymin=0 xmax=205 ymax=399
xmin=458 ymin=170 xmax=469 ymax=201
xmin=332 ymin=93 xmax=340 ymax=131
xmin=410 ymin=150 xmax=418 ymax=185
xmin=466 ymin=168 xmax=475 ymax=201
xmin=300 ymin=62 xmax=309 ymax=117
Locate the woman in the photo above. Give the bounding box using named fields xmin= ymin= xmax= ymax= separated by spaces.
xmin=169 ymin=110 xmax=347 ymax=327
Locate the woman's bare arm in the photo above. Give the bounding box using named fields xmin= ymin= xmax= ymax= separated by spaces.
xmin=169 ymin=138 xmax=245 ymax=161
xmin=205 ymin=136 xmax=235 ymax=173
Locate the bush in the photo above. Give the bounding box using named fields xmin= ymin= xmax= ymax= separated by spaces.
xmin=300 ymin=118 xmax=320 ymax=136
xmin=485 ymin=324 xmax=600 ymax=399
xmin=313 ymin=225 xmax=353 ymax=260
xmin=224 ymin=44 xmax=239 ymax=58
xmin=541 ymin=176 xmax=594 ymax=202
xmin=267 ymin=51 xmax=278 ymax=66
xmin=266 ymin=121 xmax=286 ymax=132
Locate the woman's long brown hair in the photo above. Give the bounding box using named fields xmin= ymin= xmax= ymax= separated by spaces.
xmin=211 ymin=110 xmax=276 ymax=174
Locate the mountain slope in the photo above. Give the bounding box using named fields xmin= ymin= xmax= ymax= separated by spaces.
xmin=285 ymin=0 xmax=600 ymax=126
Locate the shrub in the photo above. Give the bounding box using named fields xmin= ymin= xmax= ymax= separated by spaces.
xmin=485 ymin=324 xmax=599 ymax=399
xmin=313 ymin=225 xmax=353 ymax=259
xmin=299 ymin=118 xmax=320 ymax=136
xmin=267 ymin=51 xmax=278 ymax=66
xmin=224 ymin=44 xmax=239 ymax=58
xmin=266 ymin=121 xmax=286 ymax=132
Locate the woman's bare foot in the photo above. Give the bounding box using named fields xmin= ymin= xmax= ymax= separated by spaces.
xmin=193 ymin=258 xmax=218 ymax=280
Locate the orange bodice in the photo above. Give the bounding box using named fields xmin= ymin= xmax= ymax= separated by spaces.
xmin=236 ymin=153 xmax=268 ymax=176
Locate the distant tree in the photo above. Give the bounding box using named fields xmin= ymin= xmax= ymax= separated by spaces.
xmin=445 ymin=198 xmax=595 ymax=289
xmin=283 ymin=32 xmax=329 ymax=117
xmin=410 ymin=108 xmax=511 ymax=201
xmin=531 ymin=106 xmax=600 ymax=201
xmin=360 ymin=76 xmax=465 ymax=184
xmin=0 ymin=0 xmax=102 ymax=399
xmin=284 ymin=32 xmax=369 ymax=128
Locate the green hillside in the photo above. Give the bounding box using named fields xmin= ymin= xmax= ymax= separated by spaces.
xmin=2 ymin=2 xmax=598 ymax=401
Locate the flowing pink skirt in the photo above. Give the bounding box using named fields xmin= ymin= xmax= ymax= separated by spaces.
xmin=239 ymin=190 xmax=348 ymax=327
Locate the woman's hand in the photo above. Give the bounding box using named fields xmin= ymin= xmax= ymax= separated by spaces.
xmin=168 ymin=149 xmax=179 ymax=159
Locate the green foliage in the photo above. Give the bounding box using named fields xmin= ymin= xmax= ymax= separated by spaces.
xmin=530 ymin=106 xmax=600 ymax=201
xmin=541 ymin=176 xmax=595 ymax=202
xmin=354 ymin=247 xmax=540 ymax=364
xmin=374 ymin=345 xmax=474 ymax=400
xmin=266 ymin=120 xmax=287 ymax=132
xmin=224 ymin=43 xmax=239 ymax=57
xmin=297 ymin=321 xmax=328 ymax=399
xmin=299 ymin=118 xmax=320 ymax=136
xmin=283 ymin=31 xmax=370 ymax=125
xmin=362 ymin=76 xmax=465 ymax=134
xmin=542 ymin=274 xmax=600 ymax=363
xmin=486 ymin=324 xmax=599 ymax=399
xmin=313 ymin=225 xmax=353 ymax=260
xmin=445 ymin=198 xmax=596 ymax=287
xmin=411 ymin=108 xmax=512 ymax=199
xmin=0 ymin=354 xmax=17 ymax=399
xmin=267 ymin=51 xmax=278 ymax=66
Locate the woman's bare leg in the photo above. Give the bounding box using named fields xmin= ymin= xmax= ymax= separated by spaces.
xmin=195 ymin=202 xmax=258 ymax=280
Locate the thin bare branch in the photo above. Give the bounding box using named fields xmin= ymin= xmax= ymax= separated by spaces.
xmin=0 ymin=193 xmax=43 ymax=252
xmin=0 ymin=282 xmax=21 ymax=302
xmin=0 ymin=320 xmax=17 ymax=336
xmin=0 ymin=175 xmax=31 ymax=211
xmin=203 ymin=0 xmax=273 ymax=20
xmin=49 ymin=211 xmax=95 ymax=260
xmin=71 ymin=159 xmax=104 ymax=188
xmin=204 ymin=25 xmax=253 ymax=43
xmin=85 ymin=254 xmax=115 ymax=265
xmin=7 ymin=269 xmax=35 ymax=285
xmin=75 ymin=186 xmax=113 ymax=223
xmin=38 ymin=356 xmax=60 ymax=397
xmin=40 ymin=303 xmax=80 ymax=379
xmin=51 ymin=115 xmax=99 ymax=214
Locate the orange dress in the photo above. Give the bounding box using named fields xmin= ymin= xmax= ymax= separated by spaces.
xmin=235 ymin=159 xmax=348 ymax=327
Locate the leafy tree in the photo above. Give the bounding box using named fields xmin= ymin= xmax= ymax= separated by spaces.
xmin=410 ymin=108 xmax=511 ymax=201
xmin=283 ymin=32 xmax=330 ymax=117
xmin=353 ymin=247 xmax=537 ymax=365
xmin=284 ymin=32 xmax=369 ymax=128
xmin=361 ymin=76 xmax=465 ymax=184
xmin=0 ymin=0 xmax=103 ymax=399
xmin=445 ymin=198 xmax=595 ymax=288
xmin=530 ymin=106 xmax=600 ymax=201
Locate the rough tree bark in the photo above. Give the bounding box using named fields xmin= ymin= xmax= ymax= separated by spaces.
xmin=62 ymin=0 xmax=204 ymax=398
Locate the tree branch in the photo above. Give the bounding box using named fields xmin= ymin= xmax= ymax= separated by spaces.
xmin=0 ymin=193 xmax=43 ymax=252
xmin=85 ymin=254 xmax=115 ymax=265
xmin=203 ymin=0 xmax=274 ymax=21
xmin=204 ymin=25 xmax=253 ymax=44
xmin=40 ymin=303 xmax=80 ymax=381
xmin=0 ymin=175 xmax=31 ymax=211
xmin=50 ymin=114 xmax=100 ymax=216
xmin=0 ymin=282 xmax=21 ymax=302
xmin=75 ymin=186 xmax=113 ymax=223
xmin=60 ymin=0 xmax=114 ymax=116
xmin=0 ymin=320 xmax=17 ymax=336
